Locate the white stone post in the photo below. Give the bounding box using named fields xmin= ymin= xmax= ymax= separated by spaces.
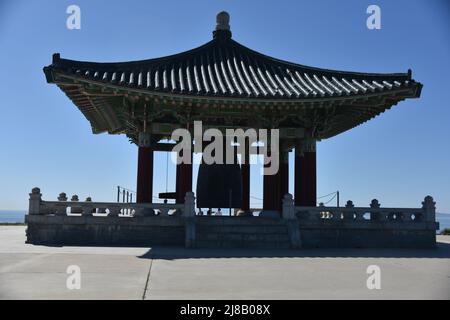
xmin=82 ymin=197 xmax=94 ymax=216
xmin=422 ymin=196 xmax=436 ymax=222
xmin=70 ymin=195 xmax=82 ymax=214
xmin=282 ymin=193 xmax=302 ymax=249
xmin=344 ymin=200 xmax=355 ymax=220
xmin=370 ymin=199 xmax=381 ymax=221
xmin=108 ymin=205 xmax=121 ymax=217
xmin=55 ymin=192 xmax=68 ymax=216
xmin=282 ymin=193 xmax=295 ymax=219
xmin=184 ymin=192 xmax=196 ymax=248
xmin=29 ymin=187 xmax=42 ymax=215
xmin=183 ymin=192 xmax=196 ymax=217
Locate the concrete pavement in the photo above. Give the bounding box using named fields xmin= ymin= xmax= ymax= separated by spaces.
xmin=0 ymin=226 xmax=449 ymax=299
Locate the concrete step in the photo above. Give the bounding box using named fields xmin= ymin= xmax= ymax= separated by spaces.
xmin=194 ymin=239 xmax=291 ymax=249
xmin=196 ymin=225 xmax=288 ymax=234
xmin=193 ymin=217 xmax=291 ymax=249
xmin=195 ymin=217 xmax=286 ymax=226
xmin=196 ymin=232 xmax=290 ymax=242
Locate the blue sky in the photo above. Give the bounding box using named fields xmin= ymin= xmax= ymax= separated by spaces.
xmin=0 ymin=0 xmax=449 ymax=212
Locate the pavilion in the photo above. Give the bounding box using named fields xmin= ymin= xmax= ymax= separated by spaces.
xmin=31 ymin=12 xmax=436 ymax=249
xmin=43 ymin=12 xmax=422 ymax=213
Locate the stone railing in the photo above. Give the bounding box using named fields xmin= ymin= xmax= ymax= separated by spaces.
xmin=28 ymin=187 xmax=196 ymax=218
xmin=282 ymin=193 xmax=436 ymax=223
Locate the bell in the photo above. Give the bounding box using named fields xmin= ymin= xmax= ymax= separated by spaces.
xmin=196 ymin=144 xmax=243 ymax=209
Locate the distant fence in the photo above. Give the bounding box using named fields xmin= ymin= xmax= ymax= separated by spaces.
xmin=116 ymin=186 xmax=135 ymax=203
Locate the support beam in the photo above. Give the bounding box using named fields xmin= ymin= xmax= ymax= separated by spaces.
xmin=294 ymin=139 xmax=316 ymax=207
xmin=136 ymin=146 xmax=154 ymax=203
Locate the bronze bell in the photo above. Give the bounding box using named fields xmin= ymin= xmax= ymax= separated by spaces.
xmin=196 ymin=142 xmax=243 ymax=209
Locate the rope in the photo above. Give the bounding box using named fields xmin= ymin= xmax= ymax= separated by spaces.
xmin=317 ymin=191 xmax=337 ymax=199
xmin=322 ymin=193 xmax=337 ymax=205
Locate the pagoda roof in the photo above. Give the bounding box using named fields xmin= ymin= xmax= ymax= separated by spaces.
xmin=44 ymin=15 xmax=421 ymax=101
xmin=42 ymin=11 xmax=423 ymax=141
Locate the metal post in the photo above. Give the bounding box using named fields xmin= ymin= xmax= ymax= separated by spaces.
xmin=117 ymin=186 xmax=120 ymax=202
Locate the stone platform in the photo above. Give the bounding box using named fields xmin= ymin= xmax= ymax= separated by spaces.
xmin=26 ymin=214 xmax=438 ymax=249
xmin=25 ymin=189 xmax=439 ymax=249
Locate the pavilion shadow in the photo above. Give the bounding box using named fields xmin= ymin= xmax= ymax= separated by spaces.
xmin=137 ymin=241 xmax=450 ymax=260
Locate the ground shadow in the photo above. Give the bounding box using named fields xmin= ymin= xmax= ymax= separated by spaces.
xmin=138 ymin=241 xmax=450 ymax=260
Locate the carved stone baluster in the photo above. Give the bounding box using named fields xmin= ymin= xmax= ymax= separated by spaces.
xmin=87 ymin=197 xmax=97 ymax=214
xmin=29 ymin=187 xmax=42 ymax=215
xmin=317 ymin=203 xmax=326 ymax=220
xmin=133 ymin=206 xmax=145 ymax=217
xmin=282 ymin=194 xmax=296 ymax=220
xmin=370 ymin=199 xmax=380 ymax=221
xmin=82 ymin=197 xmax=94 ymax=216
xmin=332 ymin=208 xmax=341 ymax=221
xmin=343 ymin=200 xmax=354 ymax=220
xmin=55 ymin=192 xmax=68 ymax=216
xmin=422 ymin=196 xmax=436 ymax=222
xmin=355 ymin=210 xmax=365 ymax=222
xmin=183 ymin=192 xmax=196 ymax=218
xmin=108 ymin=204 xmax=121 ymax=217
xmin=159 ymin=207 xmax=169 ymax=216
xmin=70 ymin=195 xmax=82 ymax=214
xmin=378 ymin=210 xmax=388 ymax=222
xmin=404 ymin=212 xmax=413 ymax=222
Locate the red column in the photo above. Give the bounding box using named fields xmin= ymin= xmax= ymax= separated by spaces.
xmin=241 ymin=140 xmax=250 ymax=211
xmin=136 ymin=146 xmax=154 ymax=203
xmin=176 ymin=159 xmax=192 ymax=204
xmin=263 ymin=149 xmax=288 ymax=212
xmin=294 ymin=141 xmax=316 ymax=207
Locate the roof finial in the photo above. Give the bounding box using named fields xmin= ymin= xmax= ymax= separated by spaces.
xmin=216 ymin=11 xmax=230 ymax=31
xmin=213 ymin=11 xmax=232 ymax=40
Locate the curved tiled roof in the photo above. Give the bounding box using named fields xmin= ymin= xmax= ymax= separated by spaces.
xmin=43 ymin=12 xmax=423 ymax=140
xmin=44 ymin=29 xmax=421 ymax=101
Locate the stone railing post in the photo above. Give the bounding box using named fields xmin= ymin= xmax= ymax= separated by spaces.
xmin=422 ymin=196 xmax=436 ymax=222
xmin=70 ymin=195 xmax=82 ymax=214
xmin=184 ymin=192 xmax=196 ymax=248
xmin=282 ymin=193 xmax=302 ymax=249
xmin=370 ymin=199 xmax=380 ymax=221
xmin=82 ymin=197 xmax=94 ymax=216
xmin=343 ymin=200 xmax=354 ymax=220
xmin=183 ymin=192 xmax=196 ymax=218
xmin=55 ymin=192 xmax=68 ymax=216
xmin=29 ymin=187 xmax=42 ymax=215
xmin=108 ymin=204 xmax=121 ymax=217
xmin=282 ymin=193 xmax=295 ymax=219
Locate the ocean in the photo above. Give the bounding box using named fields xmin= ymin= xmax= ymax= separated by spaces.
xmin=0 ymin=210 xmax=27 ymax=223
xmin=1 ymin=210 xmax=449 ymax=232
